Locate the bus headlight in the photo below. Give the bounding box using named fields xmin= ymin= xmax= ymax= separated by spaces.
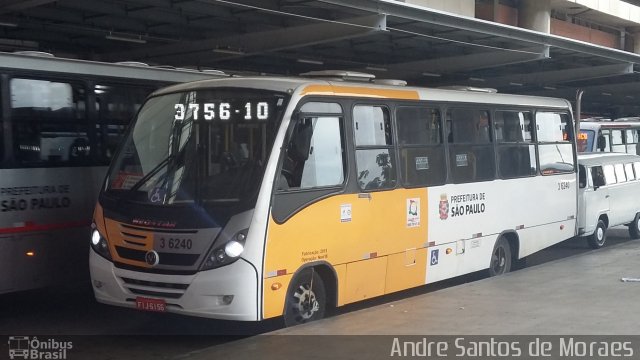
xmin=201 ymin=230 xmax=247 ymax=270
xmin=90 ymin=224 xmax=112 ymax=261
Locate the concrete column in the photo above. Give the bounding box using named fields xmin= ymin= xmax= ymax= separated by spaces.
xmin=518 ymin=0 xmax=551 ymax=33
xmin=631 ymin=31 xmax=640 ymax=54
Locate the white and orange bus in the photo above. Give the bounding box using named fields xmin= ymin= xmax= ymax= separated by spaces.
xmin=0 ymin=51 xmax=225 ymax=294
xmin=89 ymin=71 xmax=578 ymax=325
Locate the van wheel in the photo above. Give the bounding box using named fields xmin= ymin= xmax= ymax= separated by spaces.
xmin=629 ymin=213 xmax=640 ymax=239
xmin=587 ymin=220 xmax=607 ymax=249
xmin=488 ymin=237 xmax=512 ymax=276
xmin=283 ymin=268 xmax=326 ymax=327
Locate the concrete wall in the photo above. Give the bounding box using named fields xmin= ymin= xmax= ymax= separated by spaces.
xmin=561 ymin=0 xmax=640 ymax=25
xmin=476 ymin=3 xmax=519 ymax=26
xmin=405 ymin=0 xmax=475 ymax=17
xmin=551 ymin=18 xmax=619 ymax=48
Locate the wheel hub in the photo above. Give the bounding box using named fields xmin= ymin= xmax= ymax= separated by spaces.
xmin=294 ymin=285 xmax=319 ymax=320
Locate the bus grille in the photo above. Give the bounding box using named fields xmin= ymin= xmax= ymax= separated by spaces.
xmin=121 ymin=277 xmax=189 ymax=299
xmin=115 ymin=246 xmax=200 ymax=266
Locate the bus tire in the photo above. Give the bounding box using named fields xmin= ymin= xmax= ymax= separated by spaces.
xmin=488 ymin=237 xmax=512 ymax=276
xmin=587 ymin=220 xmax=607 ymax=249
xmin=629 ymin=213 xmax=640 ymax=239
xmin=283 ymin=268 xmax=326 ymax=327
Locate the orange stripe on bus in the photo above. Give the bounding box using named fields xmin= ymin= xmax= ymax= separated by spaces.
xmin=301 ymin=84 xmax=420 ymax=100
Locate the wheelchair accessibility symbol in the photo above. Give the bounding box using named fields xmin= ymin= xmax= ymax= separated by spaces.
xmin=430 ymin=249 xmax=439 ymax=266
xmin=148 ymin=187 xmax=166 ymax=203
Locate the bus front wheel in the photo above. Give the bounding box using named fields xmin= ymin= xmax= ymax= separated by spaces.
xmin=488 ymin=237 xmax=512 ymax=277
xmin=587 ymin=220 xmax=607 ymax=249
xmin=283 ymin=268 xmax=326 ymax=327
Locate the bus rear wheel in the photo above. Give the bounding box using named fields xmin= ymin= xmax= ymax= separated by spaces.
xmin=488 ymin=237 xmax=512 ymax=276
xmin=283 ymin=268 xmax=326 ymax=327
xmin=587 ymin=220 xmax=607 ymax=249
xmin=629 ymin=213 xmax=640 ymax=239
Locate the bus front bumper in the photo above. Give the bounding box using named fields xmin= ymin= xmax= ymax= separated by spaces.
xmin=89 ymin=249 xmax=259 ymax=321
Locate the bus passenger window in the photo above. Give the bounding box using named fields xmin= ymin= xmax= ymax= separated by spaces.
xmin=536 ymin=112 xmax=574 ymax=175
xmin=611 ymin=130 xmax=625 ymax=153
xmin=495 ymin=110 xmax=536 ymax=179
xmin=396 ymin=106 xmax=445 ymax=187
xmin=10 ymin=78 xmax=88 ymax=167
xmin=353 ymin=105 xmax=396 ymax=190
xmin=447 ymin=108 xmax=495 ymax=183
xmin=280 ymin=115 xmax=345 ymax=190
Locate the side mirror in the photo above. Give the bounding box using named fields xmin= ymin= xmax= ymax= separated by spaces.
xmin=597 ymin=135 xmax=607 ymax=152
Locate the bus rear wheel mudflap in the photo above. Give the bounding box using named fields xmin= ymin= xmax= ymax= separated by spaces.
xmin=628 ymin=213 xmax=640 ymax=239
xmin=587 ymin=219 xmax=607 ymax=249
xmin=488 ymin=236 xmax=512 ymax=277
xmin=283 ymin=267 xmax=326 ymax=327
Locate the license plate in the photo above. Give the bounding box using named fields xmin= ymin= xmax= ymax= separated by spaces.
xmin=135 ymin=297 xmax=167 ymax=312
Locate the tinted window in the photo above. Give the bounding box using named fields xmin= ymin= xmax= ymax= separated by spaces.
xmin=495 ymin=110 xmax=536 ymax=178
xmin=447 ymin=108 xmax=495 ymax=183
xmin=397 ymin=106 xmax=445 ymax=187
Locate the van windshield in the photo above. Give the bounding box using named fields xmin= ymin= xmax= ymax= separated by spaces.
xmin=105 ymin=89 xmax=288 ymax=210
xmin=578 ymin=129 xmax=594 ymax=152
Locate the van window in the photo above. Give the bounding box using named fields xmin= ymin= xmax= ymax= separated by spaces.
xmin=635 ymin=162 xmax=640 ymax=180
xmin=603 ymin=164 xmax=617 ymax=184
xmin=592 ymin=166 xmax=606 ymax=187
xmin=614 ymin=163 xmax=627 ymax=182
xmin=625 ymin=163 xmax=635 ymax=181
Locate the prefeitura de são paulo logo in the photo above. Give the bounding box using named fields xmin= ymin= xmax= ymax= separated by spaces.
xmin=439 ymin=193 xmax=449 ymax=220
xmin=8 ymin=336 xmax=73 ymax=360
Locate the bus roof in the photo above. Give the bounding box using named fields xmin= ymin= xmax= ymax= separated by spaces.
xmin=0 ymin=51 xmax=226 ymax=83
xmin=578 ymin=152 xmax=640 ymax=166
xmin=153 ymin=75 xmax=573 ymax=109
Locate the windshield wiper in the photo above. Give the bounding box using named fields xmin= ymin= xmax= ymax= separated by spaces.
xmin=128 ymin=154 xmax=172 ymax=193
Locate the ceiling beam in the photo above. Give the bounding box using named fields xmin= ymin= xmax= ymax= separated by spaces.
xmin=104 ymin=14 xmax=387 ymax=62
xmin=369 ymin=45 xmax=550 ymax=79
xmin=0 ymin=0 xmax=56 ymax=14
xmin=479 ymin=63 xmax=634 ymax=88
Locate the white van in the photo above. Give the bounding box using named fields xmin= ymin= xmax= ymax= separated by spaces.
xmin=577 ymin=153 xmax=640 ymax=248
xmin=578 ymin=120 xmax=640 ymax=154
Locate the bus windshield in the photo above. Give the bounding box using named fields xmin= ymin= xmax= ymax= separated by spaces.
xmin=105 ymin=88 xmax=288 ymax=208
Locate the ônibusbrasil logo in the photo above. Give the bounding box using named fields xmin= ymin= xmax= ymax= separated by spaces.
xmin=8 ymin=336 xmax=73 ymax=360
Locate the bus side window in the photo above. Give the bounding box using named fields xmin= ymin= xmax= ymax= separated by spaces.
xmin=10 ymin=78 xmax=88 ymax=167
xmin=447 ymin=108 xmax=495 ymax=183
xmin=280 ymin=113 xmax=345 ymax=190
xmin=396 ymin=105 xmax=445 ymax=187
xmin=536 ymin=112 xmax=574 ymax=175
xmin=353 ymin=105 xmax=396 ymax=190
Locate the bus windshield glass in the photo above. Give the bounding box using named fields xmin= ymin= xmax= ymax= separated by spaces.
xmin=105 ymin=88 xmax=288 ymax=207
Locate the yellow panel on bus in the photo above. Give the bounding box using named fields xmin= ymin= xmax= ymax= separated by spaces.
xmin=263 ymin=188 xmax=429 ymax=318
